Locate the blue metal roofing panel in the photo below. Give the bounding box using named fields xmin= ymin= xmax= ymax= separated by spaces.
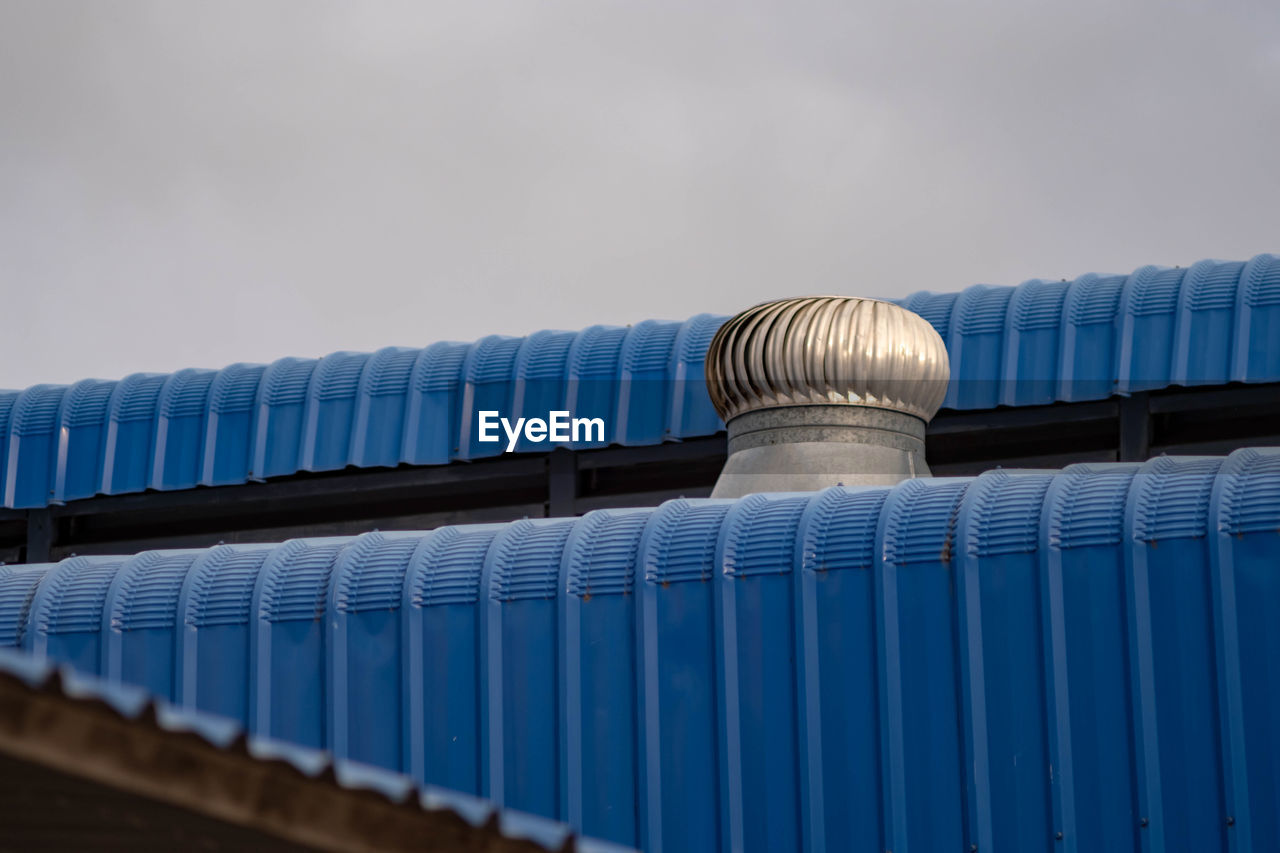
xmin=3 ymin=256 xmax=1279 ymax=508
xmin=4 ymin=449 xmax=1278 ymax=851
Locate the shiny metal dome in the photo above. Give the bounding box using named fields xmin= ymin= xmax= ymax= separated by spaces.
xmin=705 ymin=296 xmax=950 ymax=423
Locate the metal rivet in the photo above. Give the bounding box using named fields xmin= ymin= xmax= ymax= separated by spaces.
xmin=1056 ymin=832 xmax=1064 ymax=841
xmin=1140 ymin=818 xmax=1149 ymax=828
xmin=1227 ymin=816 xmax=1235 ymax=827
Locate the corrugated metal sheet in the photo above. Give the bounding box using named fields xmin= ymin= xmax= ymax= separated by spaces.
xmin=1 ymin=255 xmax=1277 ymax=508
xmin=0 ymin=649 xmax=633 ymax=853
xmin=2 ymin=447 xmax=1278 ymax=852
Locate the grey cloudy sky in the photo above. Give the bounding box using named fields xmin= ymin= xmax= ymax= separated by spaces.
xmin=1 ymin=1 xmax=1277 ymax=389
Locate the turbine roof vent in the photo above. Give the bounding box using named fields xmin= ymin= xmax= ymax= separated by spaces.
xmin=704 ymin=296 xmax=950 ymax=424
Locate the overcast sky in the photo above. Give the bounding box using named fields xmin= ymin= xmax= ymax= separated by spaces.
xmin=1 ymin=1 xmax=1277 ymax=388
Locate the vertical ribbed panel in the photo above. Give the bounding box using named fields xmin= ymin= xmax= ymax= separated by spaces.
xmin=797 ymin=487 xmax=888 ymax=572
xmin=108 ymin=552 xmax=199 ymax=631
xmin=616 ymin=322 xmax=681 ymax=446
xmin=517 ymin=331 xmax=577 ymax=380
xmin=564 ymin=509 xmax=652 ymax=598
xmin=488 ymin=519 xmax=575 ymax=602
xmin=509 ymin=331 xmax=575 ymax=453
xmin=0 ymin=565 xmax=50 ymax=648
xmin=882 ymin=478 xmax=971 ymax=565
xmin=311 ymin=352 xmax=369 ymax=402
xmin=29 ymin=557 xmax=126 ymax=637
xmin=967 ymin=470 xmax=1054 ymax=556
xmin=570 ymin=326 xmax=629 ymax=378
xmin=414 ymin=342 xmax=470 ymax=392
xmin=946 ymin=285 xmax=1015 ymax=409
xmin=469 ymin=336 xmax=523 ymax=384
xmin=955 ymin=470 xmax=1056 ymax=852
xmin=10 ymin=385 xmax=67 ymax=435
xmin=53 ymin=380 xmax=116 ymax=502
xmin=408 ymin=525 xmax=501 ymax=607
xmin=1210 ymin=446 xmax=1280 ymax=850
xmin=332 ymin=532 xmax=423 ymax=613
xmin=621 ymin=322 xmax=679 ymax=375
xmin=58 ymin=379 xmax=115 ymax=428
xmin=561 ymin=507 xmax=653 ymax=844
xmin=1131 ymin=456 xmax=1224 ymax=541
xmin=1242 ymin=253 xmax=1280 ymax=307
xmin=403 ymin=342 xmax=468 ymax=466
xmin=158 ymin=370 xmax=215 ymax=418
xmin=256 ymin=539 xmax=350 ymax=622
xmin=183 ymin=546 xmax=274 ymax=627
xmin=641 ymin=499 xmax=733 ymax=583
xmin=208 ymin=364 xmax=265 ymax=413
xmin=301 ymin=352 xmax=370 ymax=471
xmin=361 ymin=347 xmax=419 ymax=397
xmin=900 ymin=291 xmax=959 ymax=338
xmin=6 ymin=385 xmax=69 ymax=507
xmin=1049 ymin=464 xmax=1140 ymax=549
xmin=720 ymin=493 xmax=809 ymax=577
xmin=1215 ymin=447 xmax=1280 ymax=535
xmin=110 ymin=374 xmax=166 ymax=422
xmin=1066 ymin=274 xmax=1126 ymax=325
xmin=956 ymin=286 xmax=1016 ymax=335
xmin=1187 ymin=262 xmax=1245 ymax=310
xmin=1128 ymin=267 xmax=1186 ymax=317
xmin=1009 ymin=280 xmax=1069 ymax=331
xmin=666 ymin=313 xmax=727 ymax=440
xmin=260 ymin=357 xmax=317 ymax=406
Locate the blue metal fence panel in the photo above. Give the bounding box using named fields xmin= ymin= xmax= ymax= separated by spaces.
xmin=3 ymin=255 xmax=1278 ymax=507
xmin=2 ymin=452 xmax=1280 ymax=851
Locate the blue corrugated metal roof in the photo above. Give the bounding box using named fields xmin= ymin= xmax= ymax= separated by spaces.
xmin=1 ymin=254 xmax=1277 ymax=508
xmin=3 ymin=448 xmax=1278 ymax=852
xmin=0 ymin=648 xmax=634 ymax=853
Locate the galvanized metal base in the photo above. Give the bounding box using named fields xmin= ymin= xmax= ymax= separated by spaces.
xmin=711 ymin=405 xmax=930 ymax=497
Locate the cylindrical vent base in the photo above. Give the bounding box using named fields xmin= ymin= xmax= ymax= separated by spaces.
xmin=710 ymin=405 xmax=929 ymax=498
